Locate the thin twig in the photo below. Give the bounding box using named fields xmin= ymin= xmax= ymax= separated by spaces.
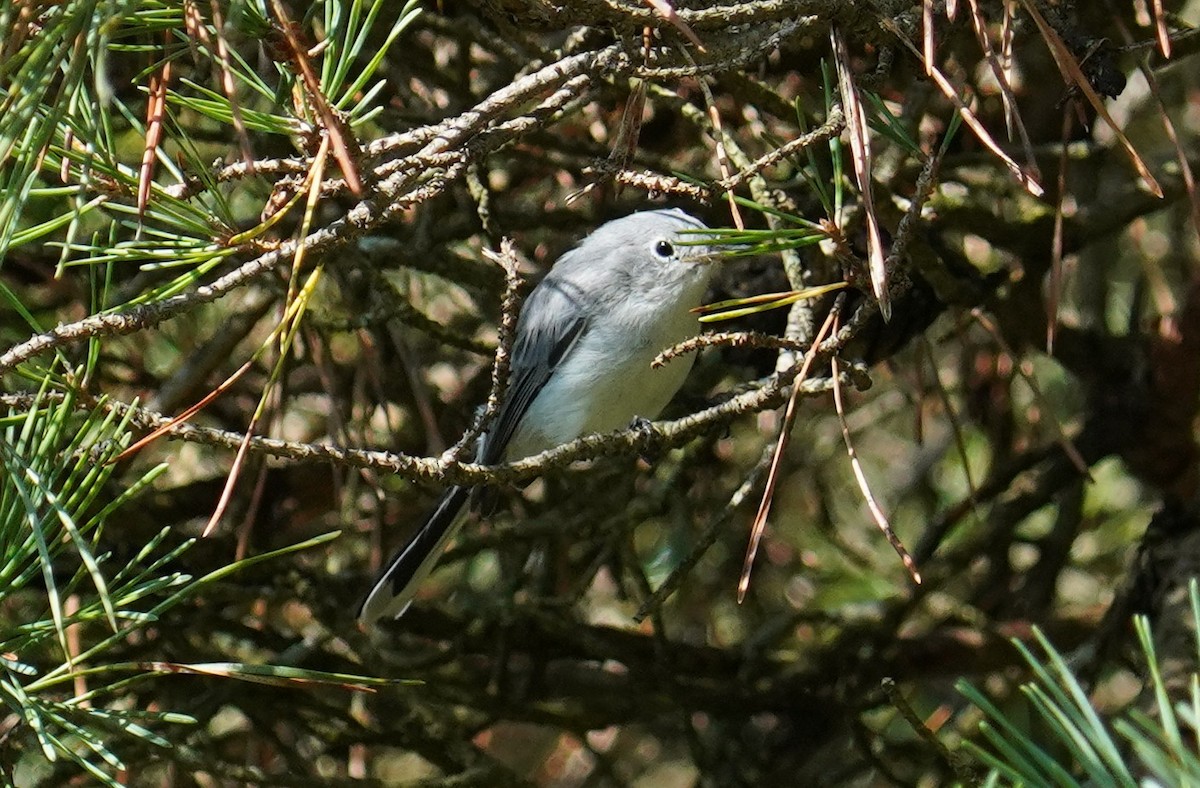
xmin=1048 ymin=108 xmax=1071 ymax=354
xmin=971 ymin=308 xmax=1092 ymax=478
xmin=1016 ymin=0 xmax=1163 ymax=198
xmin=884 ymin=19 xmax=1043 ymax=198
xmin=445 ymin=239 xmax=528 ymax=462
xmin=964 ymin=0 xmax=1039 ymax=180
xmin=1 ymin=356 xmax=858 ymax=490
xmin=738 ymin=303 xmax=840 ymax=602
xmin=635 ymin=440 xmax=776 ymax=621
xmin=831 ymin=346 xmax=921 ymax=585
xmin=654 ymin=331 xmax=809 ymax=366
xmin=715 ymin=106 xmax=845 ymax=194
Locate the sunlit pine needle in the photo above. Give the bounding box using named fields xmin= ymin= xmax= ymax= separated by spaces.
xmin=831 ymin=354 xmax=921 ymax=585
xmin=737 ymin=307 xmax=838 ymax=602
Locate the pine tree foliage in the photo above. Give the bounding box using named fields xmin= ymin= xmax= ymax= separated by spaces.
xmin=1 ymin=0 xmax=1199 ymax=784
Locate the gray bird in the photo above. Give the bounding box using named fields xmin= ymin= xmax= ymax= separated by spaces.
xmin=359 ymin=208 xmax=715 ymax=624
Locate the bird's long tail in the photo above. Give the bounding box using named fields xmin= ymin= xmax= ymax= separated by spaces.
xmin=358 ymin=485 xmax=471 ymax=624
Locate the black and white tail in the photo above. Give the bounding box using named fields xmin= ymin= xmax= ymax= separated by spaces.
xmin=357 ymin=486 xmax=471 ymax=624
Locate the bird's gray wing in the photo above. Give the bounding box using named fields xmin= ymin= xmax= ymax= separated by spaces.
xmin=479 ymin=275 xmax=589 ymax=465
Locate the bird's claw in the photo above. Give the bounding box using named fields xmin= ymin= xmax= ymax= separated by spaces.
xmin=629 ymin=416 xmax=661 ymax=461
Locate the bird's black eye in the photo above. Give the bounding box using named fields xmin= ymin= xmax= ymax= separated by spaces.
xmin=654 ymin=240 xmax=675 ymax=258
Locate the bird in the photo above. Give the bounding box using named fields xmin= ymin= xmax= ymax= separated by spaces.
xmin=358 ymin=208 xmax=716 ymax=624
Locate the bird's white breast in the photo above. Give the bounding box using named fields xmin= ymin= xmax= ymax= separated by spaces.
xmin=503 ymin=297 xmax=700 ymax=460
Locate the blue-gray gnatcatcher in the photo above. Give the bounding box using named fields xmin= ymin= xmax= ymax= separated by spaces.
xmin=358 ymin=208 xmax=714 ymax=624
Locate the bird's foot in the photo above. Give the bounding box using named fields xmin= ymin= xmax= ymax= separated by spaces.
xmin=628 ymin=416 xmax=662 ymax=462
